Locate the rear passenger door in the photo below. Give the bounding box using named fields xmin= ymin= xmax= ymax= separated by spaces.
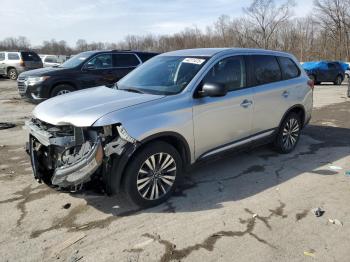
xmin=249 ymin=55 xmax=295 ymax=134
xmin=326 ymin=62 xmax=337 ymax=81
xmin=112 ymin=53 xmax=141 ymax=81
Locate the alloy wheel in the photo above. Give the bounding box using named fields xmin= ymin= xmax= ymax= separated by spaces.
xmin=136 ymin=152 xmax=176 ymax=200
xmin=56 ymin=90 xmax=71 ymax=95
xmin=9 ymin=70 xmax=17 ymax=80
xmin=282 ymin=118 xmax=300 ymax=150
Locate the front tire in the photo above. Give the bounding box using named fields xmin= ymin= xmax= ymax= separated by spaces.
xmin=123 ymin=141 xmax=182 ymax=208
xmin=51 ymin=84 xmax=75 ymax=97
xmin=273 ymin=113 xmax=301 ymax=154
xmin=7 ymin=68 xmax=18 ymax=80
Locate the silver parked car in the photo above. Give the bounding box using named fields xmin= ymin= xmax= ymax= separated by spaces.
xmin=0 ymin=51 xmax=43 ymax=80
xmin=39 ymin=55 xmax=61 ymax=67
xmin=25 ymin=48 xmax=313 ymax=207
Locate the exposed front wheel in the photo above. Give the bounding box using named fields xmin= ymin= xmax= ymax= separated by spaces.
xmin=8 ymin=68 xmax=18 ymax=80
xmin=273 ymin=113 xmax=301 ymax=154
xmin=123 ymin=142 xmax=183 ymax=207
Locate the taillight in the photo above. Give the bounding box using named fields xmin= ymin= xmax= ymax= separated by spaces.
xmin=19 ymin=60 xmax=25 ymax=67
xmin=307 ymin=79 xmax=314 ymax=90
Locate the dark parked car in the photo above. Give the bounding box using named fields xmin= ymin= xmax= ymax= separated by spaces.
xmin=0 ymin=51 xmax=43 ymax=80
xmin=17 ymin=50 xmax=158 ymax=102
xmin=302 ymin=61 xmax=345 ymax=85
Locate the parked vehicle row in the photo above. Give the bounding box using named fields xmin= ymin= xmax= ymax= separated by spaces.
xmin=25 ymin=48 xmax=313 ymax=207
xmin=0 ymin=51 xmax=43 ymax=80
xmin=17 ymin=50 xmax=158 ymax=102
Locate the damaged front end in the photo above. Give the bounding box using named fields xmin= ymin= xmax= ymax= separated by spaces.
xmin=25 ymin=118 xmax=137 ymax=191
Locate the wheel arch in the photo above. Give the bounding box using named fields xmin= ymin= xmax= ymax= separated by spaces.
xmin=108 ymin=131 xmax=191 ymax=195
xmin=279 ymin=104 xmax=306 ymax=129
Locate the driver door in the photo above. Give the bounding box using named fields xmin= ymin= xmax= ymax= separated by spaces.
xmin=192 ymin=55 xmax=253 ymax=158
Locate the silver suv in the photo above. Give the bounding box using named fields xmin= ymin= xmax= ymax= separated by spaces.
xmin=25 ymin=48 xmax=313 ymax=207
xmin=0 ymin=51 xmax=43 ymax=80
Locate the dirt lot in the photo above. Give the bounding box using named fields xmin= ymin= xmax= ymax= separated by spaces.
xmin=0 ymin=78 xmax=349 ymax=262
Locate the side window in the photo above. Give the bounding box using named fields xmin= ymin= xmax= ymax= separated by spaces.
xmin=45 ymin=56 xmax=57 ymax=63
xmin=327 ymin=63 xmax=336 ymax=69
xmin=137 ymin=53 xmax=157 ymax=62
xmin=86 ymin=54 xmax=112 ymax=69
xmin=113 ymin=54 xmax=140 ymax=67
xmin=279 ymin=57 xmax=300 ymax=80
xmin=252 ymin=55 xmax=282 ymax=85
xmin=202 ymin=56 xmax=246 ymax=91
xmin=8 ymin=53 xmax=20 ymax=60
xmin=0 ymin=53 xmax=5 ymax=61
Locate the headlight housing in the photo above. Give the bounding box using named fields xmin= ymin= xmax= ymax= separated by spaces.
xmin=26 ymin=76 xmax=50 ymax=85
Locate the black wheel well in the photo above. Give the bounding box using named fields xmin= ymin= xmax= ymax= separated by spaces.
xmin=281 ymin=105 xmax=306 ymax=128
xmin=7 ymin=67 xmax=16 ymax=73
xmin=51 ymin=82 xmax=76 ymax=96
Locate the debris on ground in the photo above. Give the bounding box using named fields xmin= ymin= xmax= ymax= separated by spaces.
xmin=63 ymin=203 xmax=71 ymax=209
xmin=304 ymin=250 xmax=316 ymax=257
xmin=0 ymin=122 xmax=16 ymax=130
xmin=328 ymin=165 xmax=343 ymax=170
xmin=329 ymin=219 xmax=343 ymax=226
xmin=252 ymin=213 xmax=258 ymax=218
xmin=345 ymin=171 xmax=350 ymax=176
xmin=49 ymin=233 xmax=86 ymax=258
xmin=312 ymin=207 xmax=325 ymax=217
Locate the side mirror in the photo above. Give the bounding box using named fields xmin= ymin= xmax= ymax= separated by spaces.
xmin=199 ymin=82 xmax=227 ymax=97
xmin=84 ymin=64 xmax=95 ymax=70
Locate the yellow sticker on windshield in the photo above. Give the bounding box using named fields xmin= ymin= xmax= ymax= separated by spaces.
xmin=183 ymin=58 xmax=205 ymax=65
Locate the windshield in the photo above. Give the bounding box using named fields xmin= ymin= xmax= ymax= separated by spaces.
xmin=117 ymin=56 xmax=208 ymax=95
xmin=59 ymin=52 xmax=95 ymax=68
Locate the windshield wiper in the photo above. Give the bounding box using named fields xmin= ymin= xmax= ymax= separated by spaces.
xmin=121 ymin=88 xmax=144 ymax=94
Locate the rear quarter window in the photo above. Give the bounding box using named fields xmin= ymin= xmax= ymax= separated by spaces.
xmin=21 ymin=52 xmax=41 ymax=62
xmin=278 ymin=56 xmax=300 ymax=80
xmin=251 ymin=55 xmax=282 ymax=85
xmin=113 ymin=54 xmax=140 ymax=67
xmin=137 ymin=53 xmax=158 ymax=62
xmin=0 ymin=53 xmax=5 ymax=61
xmin=8 ymin=53 xmax=20 ymax=60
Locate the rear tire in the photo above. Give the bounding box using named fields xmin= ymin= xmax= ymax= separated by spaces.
xmin=273 ymin=113 xmax=302 ymax=154
xmin=7 ymin=68 xmax=18 ymax=80
xmin=123 ymin=141 xmax=183 ymax=208
xmin=334 ymin=75 xmax=342 ymax=85
xmin=51 ymin=84 xmax=75 ymax=97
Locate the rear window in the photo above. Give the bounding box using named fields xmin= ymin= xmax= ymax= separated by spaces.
xmin=278 ymin=57 xmax=300 ymax=80
xmin=251 ymin=55 xmax=282 ymax=85
xmin=137 ymin=53 xmax=158 ymax=62
xmin=8 ymin=53 xmax=20 ymax=60
xmin=21 ymin=52 xmax=41 ymax=62
xmin=44 ymin=56 xmax=58 ymax=63
xmin=113 ymin=54 xmax=140 ymax=67
xmin=0 ymin=53 xmax=4 ymax=61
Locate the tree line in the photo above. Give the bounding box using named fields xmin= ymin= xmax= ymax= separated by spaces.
xmin=1 ymin=0 xmax=350 ymax=62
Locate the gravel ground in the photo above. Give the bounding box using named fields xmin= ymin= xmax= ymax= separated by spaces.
xmin=0 ymin=78 xmax=349 ymax=262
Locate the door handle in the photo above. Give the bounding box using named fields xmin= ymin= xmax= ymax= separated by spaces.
xmin=240 ymin=99 xmax=253 ymax=108
xmin=282 ymin=91 xmax=289 ymax=98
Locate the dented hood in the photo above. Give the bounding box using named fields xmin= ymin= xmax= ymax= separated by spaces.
xmin=33 ymin=86 xmax=164 ymax=126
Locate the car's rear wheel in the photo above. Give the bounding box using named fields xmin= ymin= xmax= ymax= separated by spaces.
xmin=273 ymin=112 xmax=301 ymax=154
xmin=51 ymin=84 xmax=75 ymax=97
xmin=123 ymin=141 xmax=182 ymax=207
xmin=7 ymin=68 xmax=18 ymax=80
xmin=334 ymin=75 xmax=342 ymax=85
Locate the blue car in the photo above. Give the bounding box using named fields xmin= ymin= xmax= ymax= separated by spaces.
xmin=302 ymin=61 xmax=345 ymax=85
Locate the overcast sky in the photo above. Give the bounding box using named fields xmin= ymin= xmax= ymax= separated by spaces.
xmin=0 ymin=0 xmax=314 ymax=46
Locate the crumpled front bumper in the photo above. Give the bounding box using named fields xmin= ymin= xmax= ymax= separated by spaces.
xmin=26 ymin=120 xmax=104 ymax=188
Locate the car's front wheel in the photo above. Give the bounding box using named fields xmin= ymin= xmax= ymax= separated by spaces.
xmin=123 ymin=141 xmax=182 ymax=207
xmin=273 ymin=112 xmax=301 ymax=154
xmin=51 ymin=84 xmax=75 ymax=97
